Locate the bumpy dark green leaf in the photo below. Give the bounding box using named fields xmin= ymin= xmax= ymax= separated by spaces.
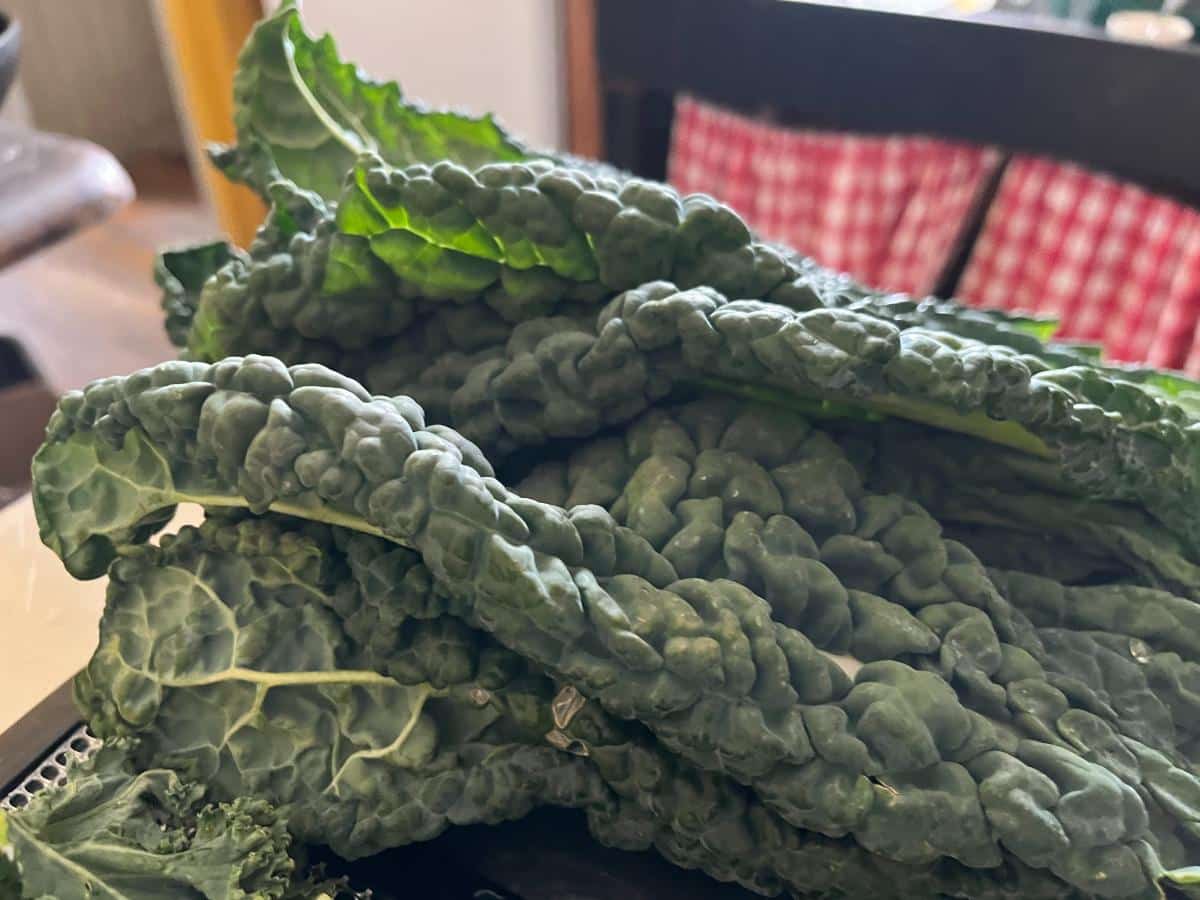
xmin=76 ymin=515 xmax=613 ymax=862
xmin=866 ymin=423 xmax=1200 ymax=598
xmin=172 ymin=154 xmax=1200 ymax=559
xmin=156 ymin=241 xmax=242 ymax=348
xmin=330 ymin=156 xmax=790 ymax=299
xmin=55 ymin=3 xmax=1200 ymax=898
xmin=202 ymin=0 xmax=1101 ymax=369
xmin=32 ymin=357 xmax=1200 ymax=898
xmin=181 ymin=142 xmax=1124 ymax=371
xmin=360 ymin=282 xmax=1200 ymax=558
xmin=77 ymin=511 xmax=1102 ymax=900
xmin=516 ymin=400 xmax=1200 ymax=886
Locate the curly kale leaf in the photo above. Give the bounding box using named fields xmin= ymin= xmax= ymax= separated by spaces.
xmin=0 ymin=817 xmax=19 ymax=898
xmin=2 ymin=743 xmax=296 ymax=899
xmin=215 ymin=1 xmax=534 ymax=202
xmin=32 ymin=357 xmax=1200 ymax=897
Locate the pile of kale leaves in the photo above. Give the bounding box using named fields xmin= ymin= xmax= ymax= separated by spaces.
xmin=7 ymin=5 xmax=1200 ymax=898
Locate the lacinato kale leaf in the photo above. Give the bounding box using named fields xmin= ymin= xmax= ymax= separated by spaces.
xmin=29 ymin=4 xmax=1200 ymax=897
xmin=178 ymin=154 xmax=1086 ymax=361
xmin=214 ymin=2 xmax=533 ymax=202
xmin=163 ymin=157 xmax=1200 ymax=563
xmin=68 ymin=509 xmax=1129 ymax=900
xmin=76 ymin=514 xmax=613 ymax=862
xmin=31 ymin=357 xmax=1200 ymax=898
xmin=864 ymin=422 xmax=1200 ymax=597
xmin=156 ymin=241 xmax=243 ymax=349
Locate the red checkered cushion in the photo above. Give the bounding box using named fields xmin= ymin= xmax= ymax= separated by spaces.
xmin=668 ymin=95 xmax=1200 ymax=372
xmin=668 ymin=94 xmax=1000 ymax=296
xmin=958 ymin=157 xmax=1200 ymax=368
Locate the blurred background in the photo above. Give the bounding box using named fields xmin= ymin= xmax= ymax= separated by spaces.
xmin=1 ymin=0 xmax=1199 ymax=495
xmin=0 ymin=0 xmax=573 ymax=396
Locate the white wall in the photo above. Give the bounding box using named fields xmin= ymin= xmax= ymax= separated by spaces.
xmin=280 ymin=0 xmax=566 ymax=151
xmin=5 ymin=0 xmax=183 ymax=156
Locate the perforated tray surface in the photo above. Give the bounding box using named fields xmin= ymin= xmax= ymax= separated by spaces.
xmin=0 ymin=723 xmax=99 ymax=812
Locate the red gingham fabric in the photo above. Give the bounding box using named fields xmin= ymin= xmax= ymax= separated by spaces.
xmin=668 ymin=95 xmax=1200 ymax=372
xmin=667 ymin=94 xmax=1001 ymax=296
xmin=958 ymin=157 xmax=1200 ymax=368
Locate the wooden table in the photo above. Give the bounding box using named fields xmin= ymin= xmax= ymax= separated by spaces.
xmin=0 ymin=125 xmax=134 ymax=270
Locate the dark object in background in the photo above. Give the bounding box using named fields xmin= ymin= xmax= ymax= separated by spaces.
xmin=0 ymin=127 xmax=134 ymax=268
xmin=0 ymin=11 xmax=18 ymax=111
xmin=594 ymin=0 xmax=1200 ymax=209
xmin=318 ymin=808 xmax=760 ymax=900
xmin=0 ymin=337 xmax=55 ymax=509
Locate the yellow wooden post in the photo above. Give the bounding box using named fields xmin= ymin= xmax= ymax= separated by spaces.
xmin=155 ymin=0 xmax=266 ymax=249
xmin=564 ymin=0 xmax=603 ymax=160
